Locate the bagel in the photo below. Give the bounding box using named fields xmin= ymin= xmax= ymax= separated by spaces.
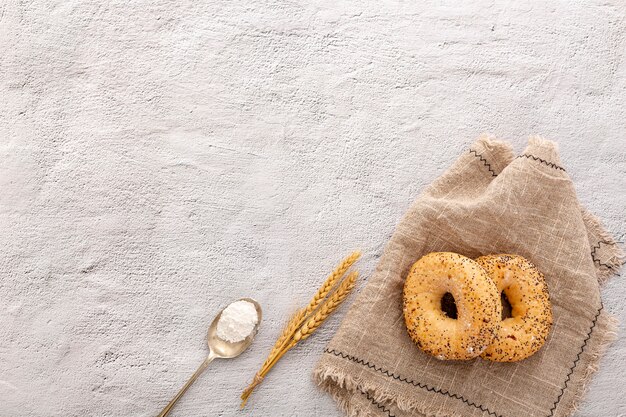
xmin=475 ymin=254 xmax=552 ymax=362
xmin=403 ymin=252 xmax=501 ymax=360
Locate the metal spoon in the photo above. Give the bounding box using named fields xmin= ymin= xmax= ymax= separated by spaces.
xmin=157 ymin=298 xmax=262 ymax=417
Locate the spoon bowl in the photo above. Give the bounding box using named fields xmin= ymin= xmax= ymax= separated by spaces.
xmin=207 ymin=297 xmax=263 ymax=358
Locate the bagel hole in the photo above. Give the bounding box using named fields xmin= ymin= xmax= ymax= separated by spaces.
xmin=440 ymin=292 xmax=457 ymax=319
xmin=501 ymin=291 xmax=513 ymax=319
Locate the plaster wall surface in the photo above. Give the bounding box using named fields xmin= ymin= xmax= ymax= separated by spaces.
xmin=1 ymin=1 xmax=624 ymax=416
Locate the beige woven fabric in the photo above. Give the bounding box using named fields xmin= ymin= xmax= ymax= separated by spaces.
xmin=314 ymin=137 xmax=623 ymax=417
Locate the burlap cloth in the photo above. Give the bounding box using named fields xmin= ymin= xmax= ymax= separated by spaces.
xmin=314 ymin=136 xmax=624 ymax=417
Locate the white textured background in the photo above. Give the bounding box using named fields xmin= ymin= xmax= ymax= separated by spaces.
xmin=1 ymin=1 xmax=625 ymax=416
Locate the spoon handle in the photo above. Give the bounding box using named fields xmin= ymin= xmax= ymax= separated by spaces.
xmin=157 ymin=353 xmax=216 ymax=417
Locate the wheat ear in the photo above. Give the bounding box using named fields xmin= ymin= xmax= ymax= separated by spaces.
xmin=303 ymin=251 xmax=361 ymax=317
xmin=258 ymin=270 xmax=359 ymax=385
xmin=256 ymin=249 xmax=359 ymax=373
xmin=269 ymin=250 xmax=360 ymax=355
xmin=240 ymin=252 xmax=360 ymax=408
xmin=291 ymin=271 xmax=358 ymax=346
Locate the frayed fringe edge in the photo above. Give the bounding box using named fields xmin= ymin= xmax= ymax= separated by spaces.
xmin=476 ymin=134 xmax=515 ymax=158
xmin=314 ymin=366 xmax=474 ymax=417
xmin=580 ymin=207 xmax=625 ymax=285
xmin=528 ymin=135 xmax=560 ymax=152
xmin=556 ymin=312 xmax=619 ymax=416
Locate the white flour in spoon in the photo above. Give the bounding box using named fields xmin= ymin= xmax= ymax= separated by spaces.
xmin=216 ymin=300 xmax=259 ymax=343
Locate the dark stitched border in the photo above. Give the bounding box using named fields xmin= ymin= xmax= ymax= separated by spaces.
xmin=469 ymin=149 xmax=497 ymax=177
xmin=324 ymin=349 xmax=503 ymax=417
xmin=469 ymin=150 xmax=567 ymax=176
xmin=547 ymin=304 xmax=603 ymax=416
xmin=359 ymin=389 xmax=396 ymax=417
xmin=326 ymin=303 xmax=604 ymax=417
xmin=590 ymin=241 xmax=621 ymax=271
xmin=517 ymin=154 xmax=565 ymax=172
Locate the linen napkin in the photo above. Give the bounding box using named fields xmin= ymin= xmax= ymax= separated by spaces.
xmin=314 ymin=136 xmax=623 ymax=417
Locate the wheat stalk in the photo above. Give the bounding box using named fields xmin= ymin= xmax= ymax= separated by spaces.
xmin=240 ymin=251 xmax=360 ymax=408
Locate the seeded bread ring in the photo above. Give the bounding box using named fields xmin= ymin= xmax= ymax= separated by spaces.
xmin=476 ymin=254 xmax=552 ymax=362
xmin=403 ymin=252 xmax=501 ymax=360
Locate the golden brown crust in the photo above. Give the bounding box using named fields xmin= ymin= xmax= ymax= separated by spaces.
xmin=403 ymin=252 xmax=501 ymax=360
xmin=475 ymin=254 xmax=553 ymax=362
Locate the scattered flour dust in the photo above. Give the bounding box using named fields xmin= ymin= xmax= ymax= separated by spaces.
xmin=216 ymin=300 xmax=259 ymax=343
